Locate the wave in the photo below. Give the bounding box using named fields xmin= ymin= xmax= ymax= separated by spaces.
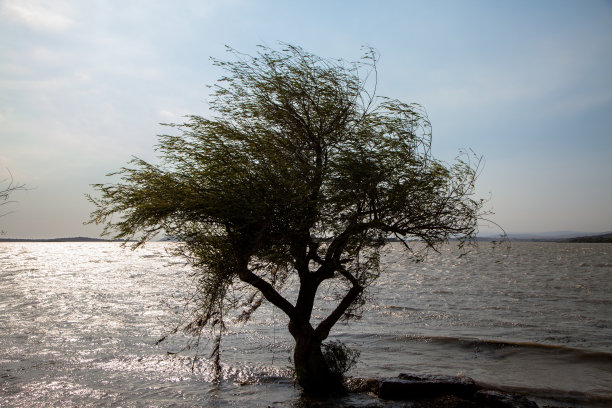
xmin=435 ymin=336 xmax=612 ymax=359
xmin=579 ymin=262 xmax=612 ymax=268
xmin=350 ymin=332 xmax=612 ymax=362
xmin=345 ymin=333 xmax=612 ymax=406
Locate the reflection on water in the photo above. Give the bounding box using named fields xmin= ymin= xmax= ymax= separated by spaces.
xmin=1 ymin=242 xmax=611 ymax=407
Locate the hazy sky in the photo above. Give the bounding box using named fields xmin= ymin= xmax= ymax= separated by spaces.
xmin=1 ymin=0 xmax=611 ymax=238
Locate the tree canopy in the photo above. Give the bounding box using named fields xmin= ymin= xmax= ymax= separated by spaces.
xmin=87 ymin=44 xmax=485 ymax=393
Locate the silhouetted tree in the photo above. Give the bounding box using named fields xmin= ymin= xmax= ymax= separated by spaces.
xmin=87 ymin=44 xmax=485 ymax=393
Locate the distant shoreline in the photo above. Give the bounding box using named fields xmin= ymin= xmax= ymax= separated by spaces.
xmin=477 ymin=236 xmax=612 ymax=243
xmin=1 ymin=233 xmax=611 ymax=243
xmin=0 ymin=237 xmax=124 ymax=243
xmin=567 ymin=233 xmax=612 ymax=243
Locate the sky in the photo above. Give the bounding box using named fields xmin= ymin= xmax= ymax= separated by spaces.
xmin=1 ymin=0 xmax=611 ymax=238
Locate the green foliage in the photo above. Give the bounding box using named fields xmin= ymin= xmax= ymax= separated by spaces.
xmin=322 ymin=340 xmax=360 ymax=379
xmin=87 ymin=43 xmax=486 ymax=388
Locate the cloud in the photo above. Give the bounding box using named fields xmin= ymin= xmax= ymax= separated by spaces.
xmin=1 ymin=0 xmax=74 ymax=31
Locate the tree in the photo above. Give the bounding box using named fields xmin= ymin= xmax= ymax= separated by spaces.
xmin=87 ymin=44 xmax=484 ymax=394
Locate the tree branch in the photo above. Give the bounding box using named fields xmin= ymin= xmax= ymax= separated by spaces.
xmin=314 ymin=282 xmax=363 ymax=341
xmin=315 ymin=219 xmax=373 ymax=279
xmin=237 ymin=266 xmax=299 ymax=323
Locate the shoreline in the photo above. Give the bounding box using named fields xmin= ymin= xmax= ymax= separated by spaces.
xmin=343 ymin=373 xmax=609 ymax=408
xmin=0 ymin=237 xmax=126 ymax=242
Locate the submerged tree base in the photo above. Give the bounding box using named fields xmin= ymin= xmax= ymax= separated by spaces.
xmin=293 ymin=338 xmax=360 ymax=395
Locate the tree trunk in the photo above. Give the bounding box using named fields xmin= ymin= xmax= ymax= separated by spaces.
xmin=293 ymin=334 xmax=343 ymax=394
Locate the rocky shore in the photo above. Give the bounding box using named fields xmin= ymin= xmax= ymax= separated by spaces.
xmin=345 ymin=373 xmax=557 ymax=408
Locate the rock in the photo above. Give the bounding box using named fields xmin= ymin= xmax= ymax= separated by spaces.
xmin=346 ymin=373 xmax=540 ymax=408
xmin=377 ymin=373 xmax=479 ymax=400
xmin=475 ymin=390 xmax=539 ymax=408
xmin=412 ymin=395 xmax=480 ymax=408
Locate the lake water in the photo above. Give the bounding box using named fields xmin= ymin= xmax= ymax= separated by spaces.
xmin=1 ymin=241 xmax=611 ymax=407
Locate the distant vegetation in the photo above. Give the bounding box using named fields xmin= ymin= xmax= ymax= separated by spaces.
xmin=475 ymin=232 xmax=612 ymax=243
xmin=568 ymin=233 xmax=612 ymax=243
